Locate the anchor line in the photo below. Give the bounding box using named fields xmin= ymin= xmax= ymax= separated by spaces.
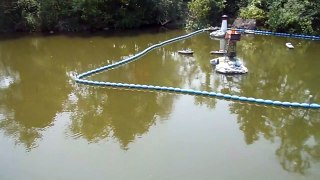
xmin=75 ymin=28 xmax=320 ymax=109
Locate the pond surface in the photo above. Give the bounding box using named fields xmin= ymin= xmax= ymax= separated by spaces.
xmin=0 ymin=29 xmax=320 ymax=179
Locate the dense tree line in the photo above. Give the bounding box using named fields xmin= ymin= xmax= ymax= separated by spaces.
xmin=0 ymin=0 xmax=319 ymax=34
xmin=237 ymin=0 xmax=320 ymax=34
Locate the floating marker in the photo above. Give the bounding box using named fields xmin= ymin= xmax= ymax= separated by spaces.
xmin=300 ymin=103 xmax=310 ymax=108
xmin=201 ymin=91 xmax=210 ymax=96
xmin=239 ymin=97 xmax=248 ymax=101
xmin=247 ymin=97 xmax=255 ymax=102
xmin=216 ymin=93 xmax=224 ymax=97
xmin=273 ymin=101 xmax=282 ymax=106
xmin=255 ymin=99 xmax=264 ymax=103
xmin=291 ymin=102 xmax=301 ymax=107
xmin=282 ymin=102 xmax=291 ymax=106
xmin=230 ymin=95 xmax=240 ymax=100
xmin=264 ymin=100 xmax=273 ymax=104
xmin=310 ymin=104 xmax=320 ymax=108
xmin=194 ymin=91 xmax=202 ymax=94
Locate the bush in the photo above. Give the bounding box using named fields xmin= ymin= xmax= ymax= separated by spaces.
xmin=187 ymin=0 xmax=224 ymax=29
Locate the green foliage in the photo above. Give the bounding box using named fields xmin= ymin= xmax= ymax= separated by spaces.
xmin=0 ymin=0 xmax=187 ymax=32
xmin=39 ymin=0 xmax=73 ymax=31
xmin=187 ymin=0 xmax=224 ymax=29
xmin=16 ymin=0 xmax=41 ymax=31
xmin=266 ymin=0 xmax=318 ymax=34
xmin=0 ymin=0 xmax=319 ymax=34
xmin=239 ymin=4 xmax=266 ymax=21
xmin=237 ymin=0 xmax=320 ymax=34
xmin=153 ymin=0 xmax=185 ymax=26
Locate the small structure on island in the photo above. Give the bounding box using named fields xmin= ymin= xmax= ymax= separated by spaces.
xmin=210 ymin=28 xmax=248 ymax=74
xmin=210 ymin=15 xmax=228 ymax=38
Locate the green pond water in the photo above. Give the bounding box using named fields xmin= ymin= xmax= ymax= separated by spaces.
xmin=0 ymin=29 xmax=320 ymax=180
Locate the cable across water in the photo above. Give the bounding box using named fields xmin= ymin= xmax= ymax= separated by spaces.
xmin=75 ymin=28 xmax=320 ymax=109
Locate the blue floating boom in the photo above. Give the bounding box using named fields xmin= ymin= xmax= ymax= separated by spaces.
xmin=75 ymin=28 xmax=320 ymax=109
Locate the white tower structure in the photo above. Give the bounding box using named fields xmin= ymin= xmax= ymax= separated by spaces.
xmin=221 ymin=15 xmax=228 ymax=33
xmin=210 ymin=15 xmax=229 ymax=38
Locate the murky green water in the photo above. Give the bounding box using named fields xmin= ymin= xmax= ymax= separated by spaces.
xmin=0 ymin=29 xmax=320 ymax=179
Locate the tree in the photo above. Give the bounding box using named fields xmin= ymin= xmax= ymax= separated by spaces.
xmin=267 ymin=0 xmax=319 ymax=34
xmin=239 ymin=0 xmax=266 ymax=24
xmin=153 ymin=0 xmax=185 ymax=26
xmin=187 ymin=0 xmax=224 ymax=29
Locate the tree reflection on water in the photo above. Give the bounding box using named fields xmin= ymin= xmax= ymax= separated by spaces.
xmin=0 ymin=37 xmax=70 ymax=150
xmin=226 ymin=34 xmax=320 ymax=174
xmin=230 ymin=103 xmax=320 ymax=174
xmin=65 ymin=87 xmax=175 ymax=150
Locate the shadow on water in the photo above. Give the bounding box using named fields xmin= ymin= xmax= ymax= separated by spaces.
xmin=0 ymin=34 xmax=75 ymax=150
xmin=229 ymin=102 xmax=320 ymax=174
xmin=0 ymin=27 xmax=176 ymax=42
xmin=63 ymin=42 xmax=186 ymax=149
xmin=64 ymin=87 xmax=175 ymax=150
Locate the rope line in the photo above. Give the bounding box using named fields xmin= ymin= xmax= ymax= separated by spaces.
xmin=75 ymin=28 xmax=320 ymax=109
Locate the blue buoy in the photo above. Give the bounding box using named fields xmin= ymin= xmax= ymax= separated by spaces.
xmin=223 ymin=94 xmax=231 ymax=99
xmin=281 ymin=102 xmax=291 ymax=106
xmin=209 ymin=92 xmax=217 ymax=96
xmin=300 ymin=103 xmax=310 ymax=108
xmin=216 ymin=93 xmax=224 ymax=97
xmin=247 ymin=97 xmax=255 ymax=102
xmin=264 ymin=100 xmax=273 ymax=104
xmin=273 ymin=101 xmax=282 ymax=106
xmin=202 ymin=91 xmax=210 ymax=96
xmin=291 ymin=102 xmax=301 ymax=107
xmin=238 ymin=97 xmax=248 ymax=101
xmin=310 ymin=104 xmax=320 ymax=108
xmin=255 ymin=99 xmax=264 ymax=103
xmin=193 ymin=90 xmax=202 ymax=95
xmin=230 ymin=95 xmax=240 ymax=100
